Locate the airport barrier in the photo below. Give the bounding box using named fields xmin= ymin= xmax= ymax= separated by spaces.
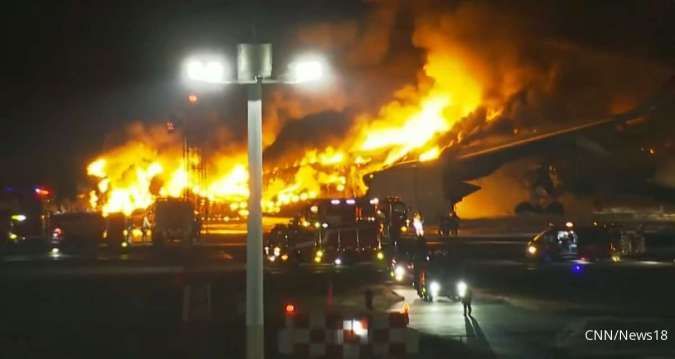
xmin=278 ymin=309 xmax=419 ymax=358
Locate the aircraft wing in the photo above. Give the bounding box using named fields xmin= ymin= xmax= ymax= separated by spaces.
xmin=455 ymin=76 xmax=674 ymax=162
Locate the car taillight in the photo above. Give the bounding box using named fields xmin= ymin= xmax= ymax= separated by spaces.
xmin=52 ymin=227 xmax=62 ymax=240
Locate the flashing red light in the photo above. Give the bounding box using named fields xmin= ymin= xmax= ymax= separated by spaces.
xmin=284 ymin=304 xmax=295 ymax=314
xmin=35 ymin=187 xmax=50 ymax=196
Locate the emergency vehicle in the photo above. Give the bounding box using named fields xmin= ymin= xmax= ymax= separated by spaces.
xmin=525 ymin=222 xmax=646 ymax=262
xmin=310 ymin=198 xmax=383 ymax=264
xmin=265 ymin=197 xmax=387 ymax=265
xmin=149 ymin=198 xmax=201 ymax=248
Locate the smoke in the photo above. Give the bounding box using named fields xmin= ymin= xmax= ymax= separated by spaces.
xmin=262 ymin=0 xmax=420 ymax=154
xmin=266 ymin=0 xmax=671 ymax=166
xmin=410 ymin=1 xmax=671 ymax=143
xmin=263 ymin=111 xmax=352 ymax=164
xmin=83 ymin=0 xmax=674 ymax=213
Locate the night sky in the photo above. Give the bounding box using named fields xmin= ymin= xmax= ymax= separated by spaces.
xmin=1 ymin=0 xmax=674 ymax=198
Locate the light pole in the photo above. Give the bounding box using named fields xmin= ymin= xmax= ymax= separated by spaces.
xmin=185 ymin=45 xmax=327 ymax=359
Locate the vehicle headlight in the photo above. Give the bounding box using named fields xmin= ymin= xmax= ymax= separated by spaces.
xmin=400 ymin=226 xmax=407 ymax=232
xmin=11 ymin=214 xmax=26 ymax=222
xmin=394 ymin=265 xmax=406 ymax=281
xmin=456 ymin=281 xmax=467 ymax=298
xmin=376 ymin=252 xmax=384 ymax=260
xmin=527 ymin=245 xmax=537 ymax=255
xmin=430 ymin=281 xmax=441 ymax=296
xmin=334 ymin=258 xmax=342 ymax=265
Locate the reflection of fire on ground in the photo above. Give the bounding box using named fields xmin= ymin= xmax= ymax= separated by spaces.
xmin=202 ymin=217 xmax=291 ymax=236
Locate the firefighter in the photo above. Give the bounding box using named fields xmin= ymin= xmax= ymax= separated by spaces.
xmin=387 ymin=209 xmax=403 ymax=250
xmin=449 ymin=206 xmax=459 ymax=236
xmin=412 ymin=236 xmax=431 ymax=299
xmin=440 ymin=205 xmax=459 ymax=238
xmin=462 ymin=284 xmax=473 ymax=316
xmin=412 ymin=211 xmax=424 ymax=239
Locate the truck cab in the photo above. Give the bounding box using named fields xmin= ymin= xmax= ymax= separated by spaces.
xmin=149 ymin=199 xmax=200 ymax=248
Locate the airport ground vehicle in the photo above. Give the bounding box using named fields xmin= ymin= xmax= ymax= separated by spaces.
xmin=265 ymin=197 xmax=415 ymax=265
xmin=526 ymin=226 xmax=579 ymax=261
xmin=103 ymin=213 xmax=129 ymax=250
xmin=414 ymin=250 xmax=465 ymax=302
xmin=49 ymin=212 xmax=105 ymax=252
xmin=0 ymin=186 xmax=51 ymax=246
xmin=310 ymin=198 xmax=383 ymax=264
xmin=526 ymin=224 xmax=643 ymax=262
xmin=149 ymin=199 xmax=200 ymax=248
xmin=389 ymin=237 xmax=428 ymax=283
xmin=267 ymin=198 xmax=385 ymax=265
xmin=377 ymin=197 xmax=409 ymax=248
xmin=264 ymin=220 xmax=315 ymax=264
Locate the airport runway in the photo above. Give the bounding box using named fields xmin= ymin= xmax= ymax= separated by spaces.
xmin=390 ymin=285 xmax=675 ymax=358
xmin=2 ymin=231 xmax=674 ymax=357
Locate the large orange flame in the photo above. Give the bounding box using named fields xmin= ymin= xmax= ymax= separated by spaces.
xmin=85 ymin=12 xmax=499 ymax=217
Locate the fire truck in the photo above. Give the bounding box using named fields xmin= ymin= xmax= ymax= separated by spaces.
xmin=264 ymin=219 xmax=315 ymax=264
xmin=265 ymin=197 xmax=387 ymax=265
xmin=310 ymin=198 xmax=384 ymax=264
xmin=263 ymin=196 xmax=416 ymax=265
xmin=49 ymin=212 xmax=105 ymax=253
xmin=1 ymin=186 xmax=52 ymax=252
xmin=376 ymin=197 xmax=409 ymax=247
xmin=149 ymin=198 xmax=201 ymax=248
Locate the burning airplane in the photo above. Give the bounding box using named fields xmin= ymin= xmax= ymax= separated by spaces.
xmin=82 ymin=1 xmax=673 ymax=221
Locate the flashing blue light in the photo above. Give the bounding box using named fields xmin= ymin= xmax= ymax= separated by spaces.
xmin=572 ymin=264 xmax=583 ymax=273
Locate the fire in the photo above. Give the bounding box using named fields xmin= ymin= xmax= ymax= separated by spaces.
xmin=207 ymin=164 xmax=249 ymax=200
xmin=419 ymin=147 xmax=441 ymax=162
xmin=84 ymin=14 xmax=498 ymax=217
xmin=88 ymin=157 xmax=165 ymax=216
xmin=87 ymin=159 xmax=107 ymax=178
xmin=359 ymin=97 xmax=451 ymax=164
xmin=355 ymin=55 xmax=482 ymax=166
